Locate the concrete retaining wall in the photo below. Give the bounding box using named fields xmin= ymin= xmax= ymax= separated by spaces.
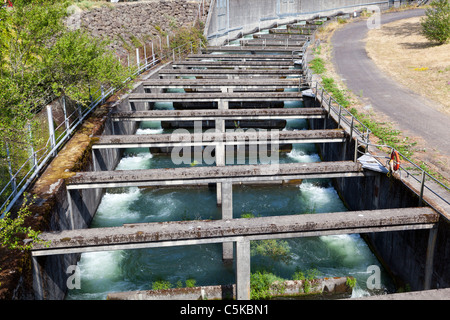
xmin=106 ymin=277 xmax=353 ymax=300
xmin=206 ymin=0 xmax=391 ymax=45
xmin=309 ymin=107 xmax=450 ymax=291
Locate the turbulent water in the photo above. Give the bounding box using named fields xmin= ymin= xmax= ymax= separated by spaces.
xmin=66 ymin=30 xmax=395 ymax=300
xmin=67 ymin=120 xmax=395 ymax=300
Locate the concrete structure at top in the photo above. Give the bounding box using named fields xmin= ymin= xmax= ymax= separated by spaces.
xmin=205 ymin=0 xmax=395 ymax=45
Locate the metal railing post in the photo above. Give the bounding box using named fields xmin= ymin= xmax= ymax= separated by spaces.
xmin=419 ymin=171 xmax=426 ymax=206
xmin=101 ymin=85 xmax=105 ymax=104
xmin=136 ymin=47 xmax=140 ymax=67
xmin=144 ymin=44 xmax=147 ymax=65
xmin=152 ymin=42 xmax=155 ymax=61
xmin=28 ymin=123 xmax=38 ymax=170
xmin=62 ymin=95 xmax=69 ymax=132
xmin=46 ymin=105 xmax=56 ymax=157
xmin=350 ymin=117 xmax=354 ymax=139
xmin=337 ymin=105 xmax=342 ymax=128
xmin=6 ymin=143 xmax=17 ymax=197
xmin=328 ymin=96 xmax=332 ymax=119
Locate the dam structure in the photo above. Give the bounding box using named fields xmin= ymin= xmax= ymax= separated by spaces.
xmin=27 ymin=13 xmax=450 ymax=301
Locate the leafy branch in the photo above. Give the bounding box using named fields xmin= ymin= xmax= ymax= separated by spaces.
xmin=0 ymin=194 xmax=49 ymax=251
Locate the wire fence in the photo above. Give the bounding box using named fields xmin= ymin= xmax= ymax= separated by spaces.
xmin=0 ymin=38 xmax=205 ymax=218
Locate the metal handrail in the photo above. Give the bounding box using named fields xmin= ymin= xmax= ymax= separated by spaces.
xmin=353 ymin=138 xmax=450 ymax=207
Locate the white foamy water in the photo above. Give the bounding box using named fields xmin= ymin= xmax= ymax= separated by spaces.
xmin=78 ymin=251 xmax=124 ymax=281
xmin=298 ymin=181 xmax=346 ymax=213
xmin=115 ymin=152 xmax=153 ymax=171
xmin=90 ymin=187 xmax=141 ymax=227
xmin=287 ymin=147 xmax=321 ymax=163
xmin=136 ymin=128 xmax=164 ymax=135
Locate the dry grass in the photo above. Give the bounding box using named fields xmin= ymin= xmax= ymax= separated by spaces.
xmin=366 ymin=16 xmax=450 ymax=115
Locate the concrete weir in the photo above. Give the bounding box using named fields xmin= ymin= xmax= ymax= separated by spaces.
xmin=28 ymin=17 xmax=450 ymax=301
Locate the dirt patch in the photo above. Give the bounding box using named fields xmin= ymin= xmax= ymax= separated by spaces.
xmin=366 ymin=16 xmax=450 ymax=115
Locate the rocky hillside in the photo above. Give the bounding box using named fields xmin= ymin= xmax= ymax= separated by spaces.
xmin=74 ymin=0 xmax=210 ymax=62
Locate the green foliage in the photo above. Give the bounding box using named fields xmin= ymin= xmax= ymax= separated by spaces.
xmin=41 ymin=28 xmax=130 ymax=104
xmin=346 ymin=277 xmax=357 ymax=289
xmin=151 ymin=279 xmax=172 ymax=290
xmin=250 ymin=271 xmax=284 ymax=300
xmin=169 ymin=26 xmax=206 ymax=53
xmin=0 ymin=0 xmax=68 ymax=147
xmin=0 ymin=0 xmax=130 ymax=205
xmin=251 ymin=239 xmax=292 ymax=264
xmin=185 ymin=278 xmax=196 ymax=288
xmin=321 ymin=77 xmax=350 ymax=108
xmin=421 ymin=0 xmax=450 ymax=44
xmin=350 ymin=108 xmax=415 ymax=157
xmin=241 ymin=213 xmax=292 ymax=264
xmin=0 ymin=194 xmax=49 ymax=251
xmin=309 ymin=57 xmax=326 ymax=75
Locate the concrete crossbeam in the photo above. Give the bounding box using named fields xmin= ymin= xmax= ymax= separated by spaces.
xmin=66 ymin=161 xmax=364 ymax=190
xmin=172 ymin=60 xmax=294 ymax=69
xmin=92 ymin=130 xmax=346 ymax=149
xmin=110 ymin=108 xmax=326 ymax=122
xmin=253 ymin=34 xmax=310 ymax=40
xmin=128 ymin=92 xmax=302 ymax=103
xmin=202 ymin=46 xmax=304 ymax=54
xmin=110 ymin=109 xmax=324 ymax=121
xmin=31 ymin=207 xmax=439 ymax=256
xmin=158 ymin=69 xmax=302 ymax=78
xmin=142 ymin=79 xmax=300 ymax=89
xmin=186 ymin=53 xmax=301 ymax=61
xmin=269 ymin=29 xmax=313 ymax=35
xmin=240 ymin=39 xmax=305 ymax=47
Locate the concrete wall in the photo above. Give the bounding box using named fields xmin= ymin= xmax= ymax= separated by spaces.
xmin=308 ymin=109 xmax=450 ymax=292
xmin=206 ymin=0 xmax=391 ymax=45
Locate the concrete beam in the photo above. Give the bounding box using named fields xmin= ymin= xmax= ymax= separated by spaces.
xmin=240 ymin=39 xmax=305 ymax=47
xmin=142 ymin=79 xmax=300 ymax=89
xmin=66 ymin=161 xmax=364 ymax=190
xmin=203 ymin=46 xmax=304 ymax=54
xmin=158 ymin=69 xmax=302 ymax=78
xmin=186 ymin=53 xmax=300 ymax=61
xmin=172 ymin=60 xmax=294 ymax=69
xmin=252 ymin=34 xmax=310 ymax=40
xmin=128 ymin=92 xmax=302 ymax=103
xmin=269 ymin=29 xmax=313 ymax=35
xmin=109 ymin=108 xmax=326 ymax=122
xmin=31 ymin=207 xmax=439 ymax=256
xmin=92 ymin=130 xmax=346 ymax=149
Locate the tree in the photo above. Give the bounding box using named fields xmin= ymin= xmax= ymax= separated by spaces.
xmin=0 ymin=1 xmax=131 ymax=251
xmin=41 ymin=28 xmax=131 ymax=104
xmin=0 ymin=0 xmax=68 ymax=148
xmin=0 ymin=194 xmax=48 ymax=251
xmin=0 ymin=0 xmax=130 ymax=149
xmin=421 ymin=0 xmax=450 ymax=44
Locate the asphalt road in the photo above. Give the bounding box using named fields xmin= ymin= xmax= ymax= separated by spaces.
xmin=331 ymin=9 xmax=450 ymax=157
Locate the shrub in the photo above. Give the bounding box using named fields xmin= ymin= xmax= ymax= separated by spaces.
xmin=421 ymin=0 xmax=450 ymax=44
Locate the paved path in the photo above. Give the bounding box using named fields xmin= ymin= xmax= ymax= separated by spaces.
xmin=331 ymin=9 xmax=450 ymax=157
